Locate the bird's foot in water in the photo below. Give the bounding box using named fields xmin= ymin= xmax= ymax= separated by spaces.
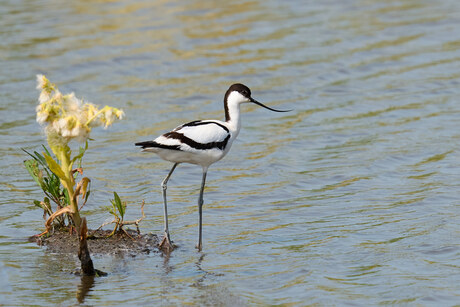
xmin=159 ymin=233 xmax=174 ymax=252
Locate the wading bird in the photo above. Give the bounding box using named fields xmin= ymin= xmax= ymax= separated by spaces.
xmin=135 ymin=84 xmax=289 ymax=251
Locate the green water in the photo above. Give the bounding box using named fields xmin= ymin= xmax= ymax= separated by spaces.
xmin=1 ymin=0 xmax=459 ymax=305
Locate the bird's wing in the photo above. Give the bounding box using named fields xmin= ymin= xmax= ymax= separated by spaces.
xmin=174 ymin=120 xmax=230 ymax=144
xmin=136 ymin=120 xmax=231 ymax=152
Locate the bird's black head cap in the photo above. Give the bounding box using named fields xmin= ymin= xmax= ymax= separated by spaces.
xmin=224 ymin=83 xmax=251 ymax=121
xmin=223 ymin=83 xmax=291 ymax=122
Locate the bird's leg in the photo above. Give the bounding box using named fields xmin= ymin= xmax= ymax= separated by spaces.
xmin=159 ymin=163 xmax=178 ymax=251
xmin=196 ymin=169 xmax=207 ymax=251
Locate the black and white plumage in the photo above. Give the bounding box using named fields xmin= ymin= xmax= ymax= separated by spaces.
xmin=135 ymin=83 xmax=290 ymax=251
xmin=135 ymin=120 xmax=231 ymax=167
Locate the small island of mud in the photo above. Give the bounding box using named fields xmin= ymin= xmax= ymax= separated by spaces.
xmin=30 ymin=228 xmax=160 ymax=257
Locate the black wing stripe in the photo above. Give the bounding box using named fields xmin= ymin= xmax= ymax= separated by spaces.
xmin=180 ymin=120 xmax=229 ymax=133
xmin=164 ymin=131 xmax=230 ymax=150
xmin=135 ymin=141 xmax=181 ymax=150
xmin=135 ymin=132 xmax=230 ymax=151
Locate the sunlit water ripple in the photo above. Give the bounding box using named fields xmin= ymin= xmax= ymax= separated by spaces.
xmin=1 ymin=0 xmax=459 ymax=305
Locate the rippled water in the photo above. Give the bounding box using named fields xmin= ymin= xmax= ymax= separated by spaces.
xmin=1 ymin=0 xmax=459 ymax=305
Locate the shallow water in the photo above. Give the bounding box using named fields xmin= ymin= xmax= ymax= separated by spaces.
xmin=1 ymin=0 xmax=460 ymax=305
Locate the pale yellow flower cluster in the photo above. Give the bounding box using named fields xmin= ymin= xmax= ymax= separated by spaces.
xmin=35 ymin=75 xmax=124 ymax=145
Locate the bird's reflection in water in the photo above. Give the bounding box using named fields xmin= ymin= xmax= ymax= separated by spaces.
xmin=193 ymin=254 xmax=243 ymax=305
xmin=193 ymin=253 xmax=224 ymax=287
xmin=161 ymin=249 xmax=173 ymax=275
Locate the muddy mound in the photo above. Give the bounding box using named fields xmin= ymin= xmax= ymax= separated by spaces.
xmin=31 ymin=229 xmax=160 ymax=256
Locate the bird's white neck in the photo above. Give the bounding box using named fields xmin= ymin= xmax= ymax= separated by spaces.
xmin=224 ymin=94 xmax=242 ymax=136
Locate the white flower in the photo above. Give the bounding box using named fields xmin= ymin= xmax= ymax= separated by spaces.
xmin=45 ymin=125 xmax=65 ymax=147
xmin=57 ymin=118 xmax=68 ymax=130
xmin=72 ymin=126 xmax=88 ymax=143
xmin=37 ymin=113 xmax=48 ymax=124
xmin=36 ymin=104 xmax=48 ymax=124
xmin=36 ymin=74 xmax=46 ymax=90
xmin=104 ymin=108 xmax=116 ymax=128
xmin=105 ymin=108 xmax=113 ymax=118
xmin=88 ymin=117 xmax=102 ymax=127
xmin=35 ymin=75 xmax=124 ymax=145
xmin=51 ymin=120 xmax=59 ymax=132
xmin=54 ymin=91 xmax=62 ymax=101
xmin=116 ymin=109 xmax=125 ymax=120
xmin=39 ymin=91 xmax=50 ymax=104
xmin=66 ymin=93 xmax=81 ymax=112
xmin=61 ymin=128 xmax=72 ymax=137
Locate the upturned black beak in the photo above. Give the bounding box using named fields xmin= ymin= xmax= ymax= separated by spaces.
xmin=250 ymin=97 xmax=291 ymax=112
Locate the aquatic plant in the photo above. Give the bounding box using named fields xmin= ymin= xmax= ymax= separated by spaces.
xmin=108 ymin=192 xmax=126 ymax=235
xmin=23 ymin=145 xmax=88 ymax=229
xmin=26 ymin=75 xmax=124 ymax=234
xmin=96 ymin=192 xmax=145 ymax=238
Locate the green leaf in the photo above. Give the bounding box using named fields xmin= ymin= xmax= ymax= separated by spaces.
xmin=42 ymin=144 xmax=52 ymax=157
xmin=33 ymin=199 xmax=51 ymax=214
xmin=43 ymin=177 xmax=53 ymax=194
xmin=23 ymin=149 xmax=50 ymax=177
xmin=84 ymin=190 xmax=91 ymax=203
xmin=43 ymin=176 xmax=60 ymax=204
xmin=113 ymin=192 xmax=121 ymax=206
xmin=43 ymin=197 xmax=51 ymax=211
xmin=80 ymin=177 xmax=90 ymax=200
xmin=64 ymin=189 xmax=70 ymax=205
xmin=71 ymin=140 xmax=88 ymax=166
xmin=33 ymin=200 xmax=43 ymax=209
xmin=24 ymin=147 xmax=67 ymax=208
xmin=113 ymin=192 xmax=126 ymax=219
xmin=34 ymin=151 xmax=48 ymax=167
xmin=107 ymin=204 xmax=117 ymax=217
xmin=24 ymin=159 xmax=45 ymax=189
xmin=43 ymin=153 xmax=67 ymax=180
xmin=22 ymin=148 xmax=39 ymax=162
xmin=32 ymin=150 xmax=56 ymax=179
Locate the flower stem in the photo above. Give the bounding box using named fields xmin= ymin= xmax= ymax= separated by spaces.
xmin=55 ymin=145 xmax=82 ymax=231
xmin=85 ymin=106 xmax=108 ymax=126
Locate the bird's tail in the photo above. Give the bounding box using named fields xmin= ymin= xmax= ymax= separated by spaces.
xmin=135 ymin=141 xmax=156 ymax=149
